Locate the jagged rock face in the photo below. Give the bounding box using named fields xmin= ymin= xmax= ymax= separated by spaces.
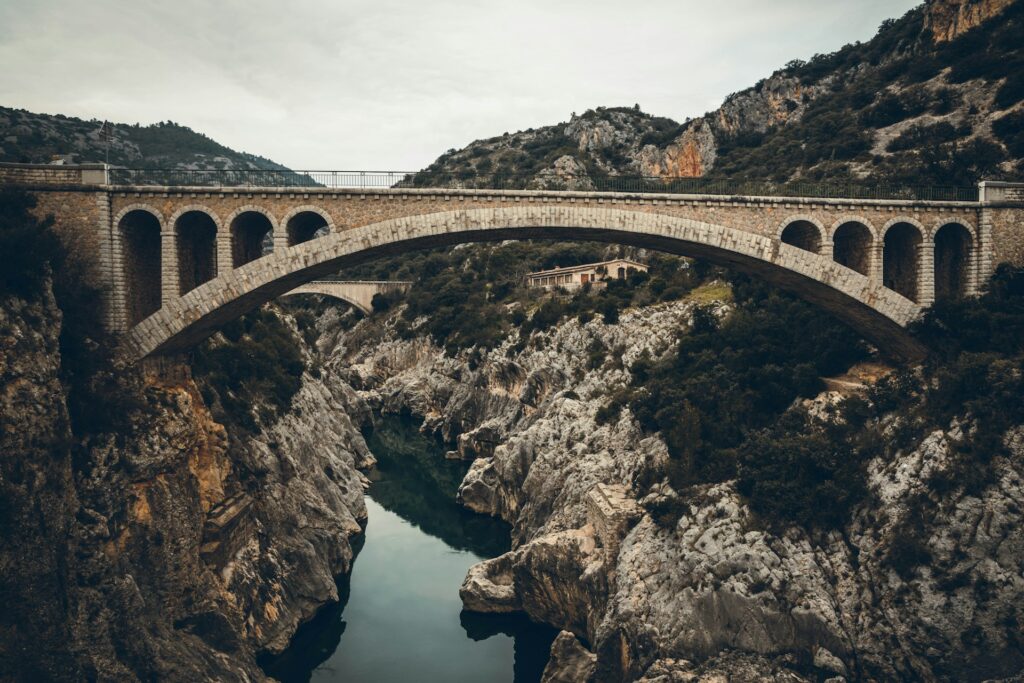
xmin=712 ymin=75 xmax=827 ymax=137
xmin=636 ymin=652 xmax=813 ymax=682
xmin=542 ymin=631 xmax=598 ymax=683
xmin=925 ymin=0 xmax=1016 ymax=42
xmin=221 ymin=368 xmax=373 ymax=653
xmin=0 ymin=285 xmax=80 ymax=680
xmin=604 ymin=484 xmax=853 ymax=679
xmin=325 ymin=293 xmax=1024 ymax=681
xmin=637 ymin=120 xmax=716 ymax=178
xmin=0 ymin=283 xmax=374 ymax=681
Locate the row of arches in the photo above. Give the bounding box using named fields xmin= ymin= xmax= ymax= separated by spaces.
xmin=117 ymin=206 xmax=332 ymax=325
xmin=779 ymin=216 xmax=976 ymax=304
xmin=116 ymin=204 xmax=977 ymax=331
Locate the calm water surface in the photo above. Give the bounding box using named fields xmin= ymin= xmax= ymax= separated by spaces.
xmin=261 ymin=416 xmax=557 ymax=682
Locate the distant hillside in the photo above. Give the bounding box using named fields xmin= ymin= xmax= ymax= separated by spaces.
xmin=421 ymin=0 xmax=1023 ymax=188
xmin=0 ymin=106 xmax=288 ymax=171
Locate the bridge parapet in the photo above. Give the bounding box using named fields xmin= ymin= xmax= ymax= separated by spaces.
xmin=0 ymin=161 xmax=109 ymax=187
xmin=980 ymin=181 xmax=1024 ymax=204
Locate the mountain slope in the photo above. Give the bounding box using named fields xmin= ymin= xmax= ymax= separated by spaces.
xmin=422 ymin=0 xmax=1023 ymax=188
xmin=0 ymin=106 xmax=288 ymax=171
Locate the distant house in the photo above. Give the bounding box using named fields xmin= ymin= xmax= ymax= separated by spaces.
xmin=526 ymin=258 xmax=648 ymax=291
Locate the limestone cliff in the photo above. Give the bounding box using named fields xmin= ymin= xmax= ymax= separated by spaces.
xmin=421 ymin=0 xmax=1024 ymax=187
xmin=321 ymin=290 xmax=1024 ymax=682
xmin=0 ymin=283 xmax=372 ymax=681
xmin=925 ymin=0 xmax=1016 ymax=41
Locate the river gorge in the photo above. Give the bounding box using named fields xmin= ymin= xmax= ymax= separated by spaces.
xmin=3 ymin=0 xmax=1024 ymax=678
xmin=260 ymin=415 xmax=557 ymax=682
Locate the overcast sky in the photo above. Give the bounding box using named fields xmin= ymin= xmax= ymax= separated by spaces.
xmin=0 ymin=0 xmax=919 ymax=170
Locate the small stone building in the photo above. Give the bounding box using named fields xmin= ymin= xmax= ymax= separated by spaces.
xmin=526 ymin=258 xmax=648 ymax=291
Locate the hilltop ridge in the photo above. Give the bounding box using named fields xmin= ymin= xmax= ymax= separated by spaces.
xmin=0 ymin=106 xmax=288 ymax=171
xmin=423 ymin=0 xmax=1023 ymax=188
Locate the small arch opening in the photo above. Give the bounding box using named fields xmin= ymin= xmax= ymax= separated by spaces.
xmin=832 ymin=222 xmax=872 ymax=276
xmin=176 ymin=211 xmax=217 ymax=294
xmin=120 ymin=210 xmax=162 ymax=326
xmin=934 ymin=223 xmax=973 ymax=301
xmin=231 ymin=211 xmax=274 ymax=267
xmin=286 ymin=211 xmax=330 ymax=247
xmin=883 ymin=222 xmax=923 ymax=302
xmin=780 ymin=220 xmax=822 ymax=253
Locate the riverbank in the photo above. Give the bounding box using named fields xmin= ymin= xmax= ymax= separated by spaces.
xmin=261 ymin=415 xmax=557 ymax=682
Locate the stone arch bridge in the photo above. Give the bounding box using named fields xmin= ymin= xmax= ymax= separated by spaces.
xmin=282 ymin=280 xmax=412 ymax=314
xmin=3 ymin=163 xmax=1023 ymax=363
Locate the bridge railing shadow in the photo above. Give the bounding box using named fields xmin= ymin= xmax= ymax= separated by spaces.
xmin=106 ymin=168 xmax=978 ymax=202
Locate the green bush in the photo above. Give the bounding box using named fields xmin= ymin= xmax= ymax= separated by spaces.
xmin=628 ymin=276 xmax=868 ymax=494
xmin=192 ymin=307 xmax=306 ymax=430
xmin=886 ymin=121 xmax=966 ymax=153
xmin=995 ymin=71 xmax=1024 ymax=109
xmin=0 ymin=189 xmax=62 ymax=298
xmin=736 ymin=410 xmax=867 ymax=530
xmin=993 ymin=110 xmax=1024 ymax=158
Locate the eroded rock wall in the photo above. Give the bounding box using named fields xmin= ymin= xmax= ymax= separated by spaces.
xmin=0 ymin=283 xmax=372 ymax=681
xmin=324 ymin=296 xmax=1024 ymax=681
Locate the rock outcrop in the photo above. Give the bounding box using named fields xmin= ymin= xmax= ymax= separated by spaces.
xmin=542 ymin=631 xmax=598 ymax=683
xmin=924 ymin=0 xmax=1016 ymax=42
xmin=0 ymin=283 xmax=372 ymax=681
xmin=323 ymin=287 xmax=1024 ymax=681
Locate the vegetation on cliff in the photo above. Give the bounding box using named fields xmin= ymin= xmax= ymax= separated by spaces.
xmin=420 ymin=1 xmax=1023 ymax=189
xmin=192 ymin=307 xmax=308 ymax=431
xmin=0 ymin=105 xmax=287 ymax=170
xmin=632 ymin=265 xmax=1024 ymax=534
xmin=344 ymin=241 xmax=716 ymax=355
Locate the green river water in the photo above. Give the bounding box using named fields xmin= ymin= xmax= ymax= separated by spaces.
xmin=260 ymin=415 xmax=557 ymax=682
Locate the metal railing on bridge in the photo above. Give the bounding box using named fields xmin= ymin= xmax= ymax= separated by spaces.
xmin=106 ymin=168 xmax=979 ymax=202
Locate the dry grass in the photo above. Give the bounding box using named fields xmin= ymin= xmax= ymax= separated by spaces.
xmin=686 ymin=280 xmax=733 ymax=304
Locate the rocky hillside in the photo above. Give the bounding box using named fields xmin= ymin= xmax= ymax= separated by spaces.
xmin=421 ymin=0 xmax=1023 ymax=188
xmin=0 ymin=105 xmax=288 ymax=170
xmin=314 ymin=256 xmax=1024 ymax=681
xmin=0 ymin=190 xmax=371 ymax=681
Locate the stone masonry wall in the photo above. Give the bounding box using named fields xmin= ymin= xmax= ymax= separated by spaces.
xmin=988 ymin=206 xmax=1024 ymax=269
xmin=7 ymin=171 xmax=1024 ymax=360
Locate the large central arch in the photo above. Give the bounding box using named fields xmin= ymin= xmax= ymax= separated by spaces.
xmin=121 ymin=207 xmax=926 ymax=362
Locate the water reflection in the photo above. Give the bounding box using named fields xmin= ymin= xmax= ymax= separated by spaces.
xmin=260 ymin=415 xmax=556 ymax=683
xmin=365 ymin=415 xmax=513 ymax=558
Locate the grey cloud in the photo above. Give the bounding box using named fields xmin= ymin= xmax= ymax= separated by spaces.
xmin=0 ymin=0 xmax=919 ymax=169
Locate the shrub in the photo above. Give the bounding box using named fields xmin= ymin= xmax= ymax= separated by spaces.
xmin=995 ymin=71 xmax=1024 ymax=109
xmin=885 ymin=121 xmax=965 ymax=153
xmin=993 ymin=110 xmax=1024 ymax=158
xmin=736 ymin=410 xmax=867 ymax=530
xmin=628 ymin=275 xmax=868 ymax=495
xmin=192 ymin=307 xmax=307 ymax=430
xmin=0 ymin=189 xmax=62 ymax=298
